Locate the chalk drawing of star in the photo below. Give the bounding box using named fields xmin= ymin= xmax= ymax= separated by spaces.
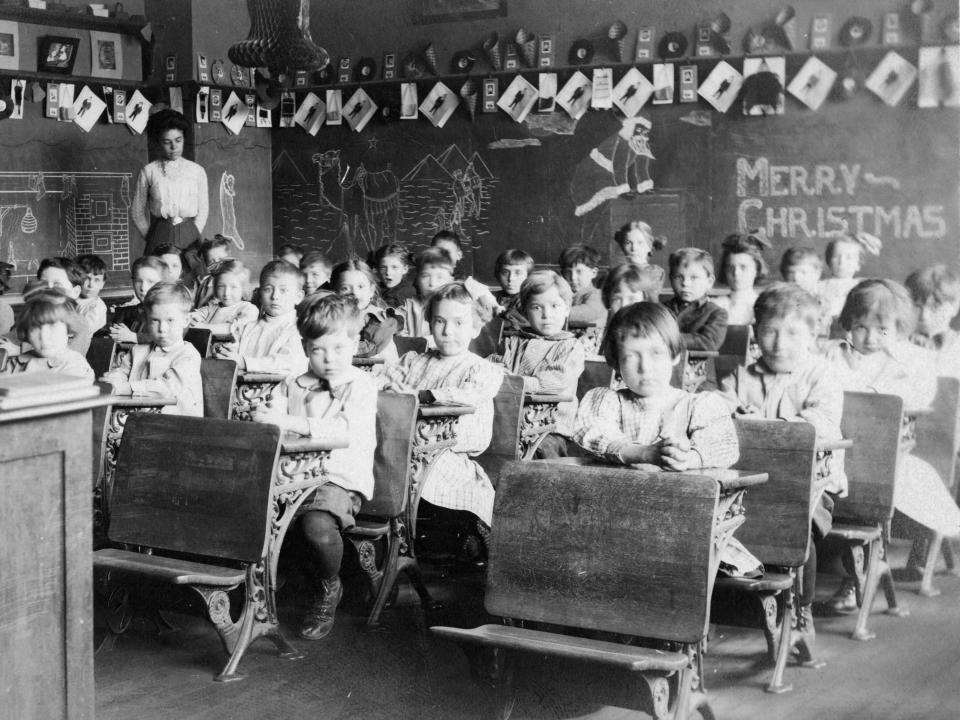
xmin=367 ymin=137 xmax=379 ymax=150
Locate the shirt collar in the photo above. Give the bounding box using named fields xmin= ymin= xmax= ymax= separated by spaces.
xmin=294 ymin=366 xmax=361 ymax=391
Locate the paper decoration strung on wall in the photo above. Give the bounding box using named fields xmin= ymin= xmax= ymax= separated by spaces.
xmin=209 ymin=87 xmax=223 ymax=121
xmin=326 ymin=89 xmax=342 ymax=125
xmin=556 ymin=70 xmax=592 ymax=119
xmin=678 ymin=65 xmax=698 ymax=102
xmin=482 ymin=31 xmax=502 ymax=70
xmin=112 ymin=87 xmax=126 ymax=122
xmin=124 ymin=89 xmax=149 ymax=134
xmin=279 ymin=89 xmax=295 ymax=127
xmin=168 ymin=86 xmax=183 ymax=114
xmin=612 ymin=67 xmax=653 ymax=116
xmin=383 ymin=52 xmax=397 ymax=79
xmin=221 ymin=91 xmax=248 ymax=135
xmin=419 ymin=81 xmax=458 ymax=127
xmin=742 ymin=56 xmax=785 ymax=115
xmin=809 ymin=15 xmax=830 ymax=50
xmin=865 ymin=51 xmax=917 ymax=106
xmin=482 ymin=77 xmax=498 ymax=112
xmin=918 ymin=46 xmax=960 ymax=108
xmin=197 ymin=53 xmax=208 ymax=82
xmin=101 ymin=85 xmax=114 ymax=122
xmin=591 ymin=67 xmax=613 ymax=108
xmin=57 ymin=84 xmax=75 ymax=122
xmin=400 ymin=82 xmax=418 ymax=119
xmin=72 ymin=85 xmax=105 ymax=132
xmin=344 ymin=87 xmax=377 ymax=132
xmin=698 ymin=60 xmax=742 ymax=113
xmin=0 ymin=21 xmax=21 ymax=72
xmin=537 ymin=73 xmax=556 ymax=113
xmin=515 ymin=28 xmax=537 ymax=67
xmin=460 ymin=79 xmax=480 ymax=120
xmin=652 ymin=63 xmax=674 ymax=104
xmin=538 ymin=35 xmax=554 ymax=67
xmin=256 ymin=104 xmax=272 ymax=128
xmin=244 ymin=93 xmax=256 ymax=126
xmin=196 ymin=86 xmax=210 ymax=123
xmin=608 ymin=20 xmax=628 ymax=62
xmin=10 ymin=79 xmax=25 ymax=119
xmin=497 ymin=74 xmax=538 ymax=123
xmin=294 ymin=91 xmax=325 ymax=134
xmin=787 ymin=55 xmax=836 ymax=110
xmin=635 ymin=26 xmax=655 ymax=60
xmin=45 ymin=82 xmax=59 ymax=119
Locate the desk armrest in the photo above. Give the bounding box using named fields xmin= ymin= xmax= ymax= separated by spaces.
xmin=281 ymin=433 xmax=350 ymax=453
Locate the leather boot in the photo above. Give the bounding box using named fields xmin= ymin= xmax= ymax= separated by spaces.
xmin=299 ymin=577 xmax=343 ymax=641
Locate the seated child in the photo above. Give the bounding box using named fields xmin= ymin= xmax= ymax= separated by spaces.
xmin=76 ymin=254 xmax=108 ymax=333
xmin=373 ymin=243 xmax=416 ymax=308
xmin=216 ymin=259 xmax=308 ymax=376
xmin=431 ymin=230 xmax=468 ymax=279
xmin=300 ymin=251 xmax=333 ymax=298
xmin=105 ymin=256 xmax=165 ymax=344
xmin=0 ymin=260 xmax=12 ymax=336
xmin=603 ymin=262 xmax=661 ymax=312
xmin=713 ymin=232 xmax=769 ymax=325
xmin=152 ymin=243 xmax=191 ymax=288
xmin=193 ymin=235 xmax=232 ymax=309
xmin=614 ymin=221 xmax=666 ymax=294
xmin=718 ymin=283 xmax=844 ymax=639
xmin=664 ymin=248 xmax=728 ymax=351
xmin=780 ymin=246 xmax=831 ymax=336
xmin=101 ymin=282 xmax=202 ymax=416
xmin=1 ymin=287 xmax=94 ymax=381
xmin=331 ymin=259 xmax=401 ymax=362
xmin=376 ymin=281 xmax=504 ymax=527
xmin=824 ymin=278 xmax=960 ymax=600
xmin=36 ymin=257 xmax=92 ymax=354
xmin=493 ymin=248 xmax=534 ymax=311
xmin=559 ymin=244 xmax=607 ymax=327
xmin=251 ymin=294 xmax=377 ymax=640
xmin=818 ymin=232 xmax=881 ymax=320
xmin=277 ymin=243 xmax=304 ymax=267
xmin=904 ymin=264 xmax=960 ymax=377
xmin=188 ymin=259 xmax=258 ymax=337
xmin=399 ymin=247 xmax=455 ymax=344
xmin=492 ymin=271 xmax=585 ymax=457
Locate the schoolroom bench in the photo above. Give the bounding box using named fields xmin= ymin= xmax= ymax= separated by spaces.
xmin=94 ymin=413 xmax=346 ymax=681
xmin=432 ymin=461 xmax=724 ymax=720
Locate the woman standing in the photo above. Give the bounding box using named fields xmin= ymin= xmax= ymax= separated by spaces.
xmin=131 ymin=110 xmax=208 ymax=285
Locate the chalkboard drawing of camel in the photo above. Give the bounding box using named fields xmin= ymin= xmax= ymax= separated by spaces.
xmin=219 ymin=171 xmax=244 ymax=250
xmin=312 ymin=150 xmax=403 ymax=251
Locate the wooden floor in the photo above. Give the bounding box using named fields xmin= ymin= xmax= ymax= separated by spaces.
xmin=95 ymin=538 xmax=960 ymax=720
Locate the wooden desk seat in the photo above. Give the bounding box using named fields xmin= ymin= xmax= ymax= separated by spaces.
xmin=576 ymin=358 xmax=614 ymax=400
xmin=712 ymin=419 xmax=820 ymax=693
xmin=343 ymin=392 xmax=426 ymax=627
xmin=200 ymin=358 xmax=237 ymax=419
xmin=476 ymin=374 xmax=525 ymax=485
xmin=828 ymin=392 xmax=909 ymax=641
xmin=93 ymin=414 xmax=292 ymax=682
xmin=85 ymin=336 xmax=117 ymax=378
xmin=184 ymin=327 xmax=213 ymax=358
xmin=432 ymin=461 xmax=721 ymax=720
xmin=394 ymin=335 xmax=428 ymax=356
xmin=715 ymin=324 xmax=752 ymax=381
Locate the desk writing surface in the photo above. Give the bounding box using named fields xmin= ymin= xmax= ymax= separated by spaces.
xmin=538 ymin=456 xmax=767 ymax=492
xmin=418 ymin=402 xmax=476 ymax=418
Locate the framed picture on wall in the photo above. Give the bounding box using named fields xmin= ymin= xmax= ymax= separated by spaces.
xmin=415 ymin=0 xmax=506 ymax=24
xmin=0 ymin=21 xmax=20 ymax=72
xmin=90 ymin=31 xmax=123 ymax=79
xmin=38 ymin=36 xmax=80 ymax=74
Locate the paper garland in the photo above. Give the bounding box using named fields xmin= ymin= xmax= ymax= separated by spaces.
xmin=866 ymin=51 xmax=917 ymax=107
xmin=497 ymin=75 xmax=538 ymax=123
xmin=612 ymin=66 xmax=653 ymax=116
xmin=787 ymin=56 xmax=836 ymax=110
xmin=556 ymin=70 xmax=592 ymax=119
xmin=221 ymin=91 xmax=248 ymax=135
xmin=124 ymin=90 xmax=150 ymax=134
xmin=295 ymin=92 xmax=326 ymax=135
xmin=419 ymin=81 xmax=458 ymax=127
xmin=72 ymin=85 xmax=105 ymax=132
xmin=698 ymin=60 xmax=743 ymax=112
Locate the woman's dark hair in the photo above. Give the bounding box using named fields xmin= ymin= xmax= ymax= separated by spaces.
xmin=148 ymin=109 xmax=189 ymax=141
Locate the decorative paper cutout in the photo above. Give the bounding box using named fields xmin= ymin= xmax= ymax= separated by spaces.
xmin=419 ymin=81 xmax=458 ymax=127
xmin=72 ymin=85 xmax=106 ymax=132
xmin=195 ymin=85 xmax=209 ymax=123
xmin=556 ymin=70 xmax=592 ymax=119
xmin=865 ymin=51 xmax=917 ymax=107
xmin=325 ymin=89 xmax=342 ymax=125
xmin=787 ymin=55 xmax=836 ymax=110
xmin=295 ymin=92 xmax=326 ymax=134
xmin=537 ymin=73 xmax=556 ymax=113
xmin=497 ymin=74 xmax=538 ymax=123
xmin=221 ymin=91 xmax=248 ymax=135
xmin=124 ymin=89 xmax=150 ymax=134
xmin=652 ymin=63 xmax=675 ymax=104
xmin=742 ymin=56 xmax=785 ymax=115
xmin=10 ymin=79 xmax=25 ymax=119
xmin=918 ymin=46 xmax=959 ymax=108
xmin=613 ymin=67 xmax=653 ymax=116
xmin=697 ymin=60 xmax=743 ymax=113
xmin=591 ymin=68 xmax=613 ymax=108
xmin=344 ymin=87 xmax=377 ymax=132
xmin=400 ymin=82 xmax=418 ymax=119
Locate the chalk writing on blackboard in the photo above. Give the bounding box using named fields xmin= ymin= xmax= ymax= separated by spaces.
xmin=735 ymin=156 xmax=946 ymax=241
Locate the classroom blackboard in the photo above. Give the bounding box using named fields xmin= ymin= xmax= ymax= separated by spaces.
xmin=271 ymin=75 xmax=958 ymax=283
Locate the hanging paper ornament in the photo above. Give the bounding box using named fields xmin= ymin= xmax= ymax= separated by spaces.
xmin=743 ymin=6 xmax=795 ymax=54
xmin=658 ymin=31 xmax=688 ymax=60
xmin=569 ymin=39 xmax=594 ymax=65
xmin=482 ymin=31 xmax=502 ymax=70
xmin=698 ymin=60 xmax=743 ymax=113
xmin=400 ymin=83 xmax=418 ymax=119
xmin=496 ymin=74 xmax=539 ymax=123
xmin=419 ymin=81 xmax=458 ymax=128
xmin=515 ymin=28 xmax=537 ymax=67
xmin=742 ymin=57 xmax=785 ymax=115
xmin=608 ymin=20 xmax=628 ymax=62
xmin=422 ymin=43 xmax=439 ymax=75
xmin=918 ymin=46 xmax=960 ymax=108
xmin=221 ymin=91 xmax=249 ymax=135
xmin=708 ymin=12 xmax=732 ymax=55
xmin=20 ymin=207 xmax=37 ymax=234
xmin=294 ymin=91 xmax=325 ymax=135
xmin=865 ymin=51 xmax=917 ymax=106
xmin=839 ymin=17 xmax=873 ymax=47
xmin=459 ymin=78 xmax=480 ymax=121
xmin=787 ymin=56 xmax=836 ymax=110
xmin=451 ymin=51 xmax=475 ymax=74
xmin=556 ymin=70 xmax=592 ymax=119
xmin=344 ymin=87 xmax=377 ymax=132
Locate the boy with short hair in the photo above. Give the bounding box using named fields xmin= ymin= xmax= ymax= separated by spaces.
xmin=300 ymin=251 xmax=333 ymax=298
xmin=664 ymin=247 xmax=728 ymax=351
xmin=252 ymin=294 xmax=377 ymax=640
xmin=76 ymin=254 xmax=108 ymax=332
xmin=216 ymin=259 xmax=308 ymax=375
xmin=493 ymin=249 xmax=535 ymax=307
xmin=780 ymin=246 xmax=832 ymax=336
xmin=372 ymin=243 xmax=416 ymax=308
xmin=718 ymin=282 xmax=845 ymax=657
xmin=559 ymin=244 xmax=606 ymax=326
xmin=492 ymin=270 xmax=585 ymax=457
xmin=105 ymin=255 xmax=166 ymax=344
xmin=399 ymin=247 xmax=456 ymax=343
xmin=101 ymin=282 xmax=203 ymax=416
